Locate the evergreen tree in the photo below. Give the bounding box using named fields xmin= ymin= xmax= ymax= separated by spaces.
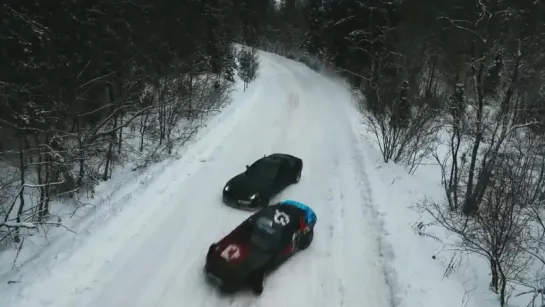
xmin=224 ymin=45 xmax=237 ymax=82
xmin=237 ymin=48 xmax=260 ymax=90
xmin=302 ymin=0 xmax=325 ymax=55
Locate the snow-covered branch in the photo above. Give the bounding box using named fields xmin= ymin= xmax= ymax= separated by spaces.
xmin=0 ymin=222 xmax=37 ymax=229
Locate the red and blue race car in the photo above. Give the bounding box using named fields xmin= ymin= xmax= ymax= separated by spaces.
xmin=204 ymin=200 xmax=317 ymax=295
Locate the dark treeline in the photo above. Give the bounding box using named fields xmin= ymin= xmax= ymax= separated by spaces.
xmin=2 ymin=1 xmax=545 ymax=305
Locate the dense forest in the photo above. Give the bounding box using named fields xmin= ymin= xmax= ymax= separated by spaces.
xmin=1 ymin=0 xmax=545 ymax=306
xmin=0 ymin=0 xmax=263 ymax=241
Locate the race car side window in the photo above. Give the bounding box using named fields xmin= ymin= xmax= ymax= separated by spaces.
xmin=251 ymin=217 xmax=281 ymax=251
xmin=256 ymin=216 xmax=274 ymax=228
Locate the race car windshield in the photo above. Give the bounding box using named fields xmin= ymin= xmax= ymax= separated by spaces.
xmin=250 ymin=218 xmax=280 ymax=250
xmin=246 ymin=160 xmax=278 ymax=179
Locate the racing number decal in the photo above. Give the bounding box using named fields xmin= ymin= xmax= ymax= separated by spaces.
xmin=220 ymin=244 xmax=241 ymax=261
xmin=273 ymin=210 xmax=290 ymax=226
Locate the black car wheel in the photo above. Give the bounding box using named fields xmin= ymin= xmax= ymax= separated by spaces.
xmin=294 ymin=171 xmax=301 ymax=183
xmin=220 ymin=284 xmax=238 ymax=294
xmin=299 ymin=228 xmax=314 ymax=250
xmin=258 ymin=194 xmax=271 ymax=207
xmin=293 ymin=161 xmax=303 ymax=183
xmin=292 ymin=165 xmax=302 ymax=183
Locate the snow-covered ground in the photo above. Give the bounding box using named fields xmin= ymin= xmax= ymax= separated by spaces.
xmin=0 ymin=50 xmax=506 ymax=307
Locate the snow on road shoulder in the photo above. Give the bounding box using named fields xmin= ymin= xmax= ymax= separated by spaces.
xmin=343 ymin=103 xmax=500 ymax=307
xmin=308 ymin=74 xmax=399 ymax=307
xmin=0 ymin=67 xmax=262 ymax=305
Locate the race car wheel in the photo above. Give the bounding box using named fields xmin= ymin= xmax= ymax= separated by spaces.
xmin=249 ymin=269 xmax=265 ymax=295
xmin=299 ymin=228 xmax=314 ymax=250
xmin=252 ymin=279 xmax=264 ymax=295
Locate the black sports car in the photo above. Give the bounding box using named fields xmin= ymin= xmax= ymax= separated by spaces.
xmin=222 ymin=153 xmax=303 ymax=210
xmin=204 ymin=200 xmax=317 ymax=295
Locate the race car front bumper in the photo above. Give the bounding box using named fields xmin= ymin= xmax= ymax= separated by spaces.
xmin=205 ymin=270 xmax=224 ymax=287
xmin=204 ymin=262 xmax=246 ymax=293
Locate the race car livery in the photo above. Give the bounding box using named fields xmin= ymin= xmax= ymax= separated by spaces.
xmin=222 ymin=153 xmax=303 ymax=210
xmin=204 ymin=200 xmax=317 ymax=294
xmin=279 ymin=199 xmax=317 ymax=226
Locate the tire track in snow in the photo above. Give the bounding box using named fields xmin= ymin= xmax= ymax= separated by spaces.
xmin=270 ymin=91 xmax=299 ymax=154
xmin=250 ymin=88 xmax=326 ymax=307
xmin=306 ymin=76 xmax=396 ymax=307
xmin=345 ymin=108 xmax=401 ymax=307
xmin=330 ymin=175 xmax=347 ymax=307
xmin=324 ymin=153 xmax=348 ymax=307
xmin=310 ymin=158 xmax=345 ymax=307
xmin=282 ymin=88 xmax=352 ymax=307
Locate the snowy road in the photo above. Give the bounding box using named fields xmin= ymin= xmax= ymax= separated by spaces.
xmin=4 ymin=52 xmax=394 ymax=307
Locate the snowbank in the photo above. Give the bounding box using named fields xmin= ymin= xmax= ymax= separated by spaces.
xmin=0 ymin=74 xmax=248 ymax=286
xmin=357 ymin=121 xmax=515 ymax=307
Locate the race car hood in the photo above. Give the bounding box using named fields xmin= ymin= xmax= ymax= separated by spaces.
xmin=206 ymin=237 xmax=271 ymax=283
xmin=224 ymin=173 xmax=271 ymax=199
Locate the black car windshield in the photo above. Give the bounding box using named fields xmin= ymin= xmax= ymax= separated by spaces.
xmin=250 ymin=217 xmax=281 ymax=250
xmin=246 ymin=159 xmax=278 ymax=179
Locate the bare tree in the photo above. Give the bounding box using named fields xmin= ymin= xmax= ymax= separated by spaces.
xmin=512 ymin=133 xmax=545 ymax=306
xmin=423 ymin=126 xmax=545 ymax=307
xmin=361 ymin=100 xmax=440 ymax=173
xmin=355 ymin=48 xmax=441 ymax=174
xmin=422 ymin=154 xmax=533 ymax=306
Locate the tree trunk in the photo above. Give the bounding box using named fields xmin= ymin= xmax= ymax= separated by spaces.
xmin=425 ymin=56 xmax=437 ymax=98
xmin=103 ymin=126 xmax=115 ymax=181
xmin=463 ymin=63 xmax=485 ymax=215
xmin=103 ymin=82 xmax=118 ymax=181
xmin=14 ymin=135 xmax=26 ymax=243
xmin=33 ymin=134 xmax=46 ymax=220
xmin=76 ymin=119 xmax=85 ymax=187
xmin=490 ymin=257 xmax=499 ymax=293
xmin=447 ymin=127 xmax=461 ymax=211
xmin=118 ymin=115 xmax=123 ymax=155
xmin=498 ymin=262 xmax=507 ymax=307
xmin=42 ymin=133 xmax=51 ymax=217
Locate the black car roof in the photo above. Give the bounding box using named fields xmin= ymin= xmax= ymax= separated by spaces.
xmin=266 ymin=153 xmax=294 ymax=161
xmin=255 ymin=155 xmax=286 ymax=166
xmin=249 ymin=157 xmax=280 ymax=170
